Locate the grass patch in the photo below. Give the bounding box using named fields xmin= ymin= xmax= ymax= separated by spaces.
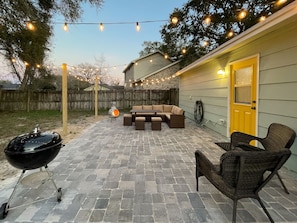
xmin=0 ymin=109 xmax=109 ymax=161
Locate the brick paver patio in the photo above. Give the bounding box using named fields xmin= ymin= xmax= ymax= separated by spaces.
xmin=1 ymin=117 xmax=297 ymax=222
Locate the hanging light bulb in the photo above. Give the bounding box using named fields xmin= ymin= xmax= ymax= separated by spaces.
xmin=171 ymin=16 xmax=179 ymax=25
xmin=202 ymin=40 xmax=209 ymax=47
xmin=238 ymin=9 xmax=247 ymax=20
xmin=259 ymin=15 xmax=266 ymax=22
xmin=181 ymin=48 xmax=187 ymax=54
xmin=136 ymin=22 xmax=140 ymax=32
xmin=99 ymin=23 xmax=104 ymax=31
xmin=11 ymin=58 xmax=16 ymax=63
xmin=276 ymin=0 xmax=287 ymax=6
xmin=227 ymin=30 xmax=234 ymax=38
xmin=164 ymin=54 xmax=169 ymax=59
xmin=26 ymin=21 xmax=35 ymax=31
xmin=203 ymin=16 xmax=211 ymax=26
xmin=63 ymin=23 xmax=68 ymax=31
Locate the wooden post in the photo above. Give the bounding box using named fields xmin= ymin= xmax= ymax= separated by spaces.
xmin=94 ymin=76 xmax=98 ymax=117
xmin=62 ymin=63 xmax=68 ymax=135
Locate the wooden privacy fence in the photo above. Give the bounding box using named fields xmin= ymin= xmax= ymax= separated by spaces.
xmin=0 ymin=89 xmax=178 ymax=111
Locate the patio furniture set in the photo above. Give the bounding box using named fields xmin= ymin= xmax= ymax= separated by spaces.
xmin=196 ymin=123 xmax=296 ymax=223
xmin=123 ymin=104 xmax=185 ymax=130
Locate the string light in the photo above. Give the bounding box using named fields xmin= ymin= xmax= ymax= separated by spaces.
xmin=203 ymin=16 xmax=211 ymax=26
xmin=238 ymin=10 xmax=247 ymax=20
xmin=63 ymin=23 xmax=68 ymax=31
xmin=99 ymin=22 xmax=104 ymax=31
xmin=202 ymin=40 xmax=209 ymax=47
xmin=26 ymin=21 xmax=35 ymax=31
xmin=276 ymin=0 xmax=287 ymax=6
xmin=171 ymin=16 xmax=179 ymax=25
xmin=227 ymin=30 xmax=234 ymax=38
xmin=259 ymin=15 xmax=266 ymax=22
xmin=136 ymin=22 xmax=140 ymax=31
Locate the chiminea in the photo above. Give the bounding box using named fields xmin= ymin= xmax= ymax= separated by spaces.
xmin=108 ymin=101 xmax=120 ymax=120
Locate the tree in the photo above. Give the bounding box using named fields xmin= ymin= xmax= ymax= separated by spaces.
xmin=159 ymin=0 xmax=294 ymax=67
xmin=139 ymin=41 xmax=163 ymax=57
xmin=0 ymin=0 xmax=104 ymax=90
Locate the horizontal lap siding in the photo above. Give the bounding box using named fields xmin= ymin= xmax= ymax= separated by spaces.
xmin=179 ymin=61 xmax=229 ymax=135
xmin=258 ymin=27 xmax=297 ymax=170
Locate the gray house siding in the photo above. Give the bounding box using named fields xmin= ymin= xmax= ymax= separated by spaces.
xmin=178 ymin=10 xmax=297 ymax=171
xmin=124 ymin=52 xmax=173 ymax=89
xmin=134 ymin=53 xmax=172 ymax=80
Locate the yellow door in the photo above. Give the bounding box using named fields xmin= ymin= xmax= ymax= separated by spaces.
xmin=230 ymin=57 xmax=258 ymax=136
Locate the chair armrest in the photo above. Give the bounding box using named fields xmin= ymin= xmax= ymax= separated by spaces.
xmin=236 ymin=143 xmax=264 ymax=151
xmin=195 ymin=150 xmax=220 ymax=176
xmin=231 ymin=132 xmax=262 ymax=147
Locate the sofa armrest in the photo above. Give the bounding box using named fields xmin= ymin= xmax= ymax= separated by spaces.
xmin=168 ymin=114 xmax=185 ymax=128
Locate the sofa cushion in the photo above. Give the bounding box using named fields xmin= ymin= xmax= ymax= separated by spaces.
xmin=153 ymin=105 xmax=163 ymax=112
xmin=132 ymin=105 xmax=142 ymax=110
xmin=143 ymin=105 xmax=153 ymax=110
xmin=172 ymin=106 xmax=184 ymax=115
xmin=163 ymin=105 xmax=173 ymax=112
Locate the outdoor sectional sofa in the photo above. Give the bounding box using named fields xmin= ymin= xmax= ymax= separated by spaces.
xmin=131 ymin=104 xmax=185 ymax=128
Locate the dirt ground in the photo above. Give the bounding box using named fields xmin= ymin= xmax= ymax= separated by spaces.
xmin=0 ymin=115 xmax=108 ymax=182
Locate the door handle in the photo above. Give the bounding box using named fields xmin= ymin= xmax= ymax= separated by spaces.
xmin=251 ymin=107 xmax=256 ymax=110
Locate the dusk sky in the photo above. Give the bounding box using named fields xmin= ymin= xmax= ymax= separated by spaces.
xmin=48 ymin=0 xmax=186 ymax=83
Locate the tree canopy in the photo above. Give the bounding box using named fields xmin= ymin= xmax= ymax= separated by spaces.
xmin=0 ymin=0 xmax=104 ymax=90
xmin=143 ymin=0 xmax=294 ymax=67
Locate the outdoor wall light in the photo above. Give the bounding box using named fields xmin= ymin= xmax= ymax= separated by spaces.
xmin=217 ymin=69 xmax=226 ymax=76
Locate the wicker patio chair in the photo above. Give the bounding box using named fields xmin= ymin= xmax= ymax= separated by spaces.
xmin=195 ymin=148 xmax=291 ymax=223
xmin=216 ymin=123 xmax=296 ymax=194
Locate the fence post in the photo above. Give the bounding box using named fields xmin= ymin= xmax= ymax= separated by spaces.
xmin=94 ymin=76 xmax=98 ymax=117
xmin=62 ymin=63 xmax=68 ymax=135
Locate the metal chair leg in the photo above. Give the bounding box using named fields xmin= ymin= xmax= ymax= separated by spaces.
xmin=257 ymin=197 xmax=274 ymax=223
xmin=276 ymin=172 xmax=289 ymax=194
xmin=232 ymin=199 xmax=238 ymax=223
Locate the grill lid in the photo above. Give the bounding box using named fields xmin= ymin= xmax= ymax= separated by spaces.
xmin=5 ymin=125 xmax=62 ymax=154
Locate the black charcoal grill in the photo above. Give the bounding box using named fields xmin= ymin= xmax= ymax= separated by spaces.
xmin=0 ymin=125 xmax=63 ymax=219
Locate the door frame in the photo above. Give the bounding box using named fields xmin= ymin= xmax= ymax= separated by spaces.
xmin=227 ymin=54 xmax=260 ymax=137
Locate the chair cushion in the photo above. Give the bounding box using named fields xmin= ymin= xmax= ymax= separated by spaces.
xmin=163 ymin=105 xmax=173 ymax=112
xmin=152 ymin=105 xmax=163 ymax=112
xmin=143 ymin=105 xmax=153 ymax=110
xmin=172 ymin=106 xmax=184 ymax=115
xmin=132 ymin=105 xmax=142 ymax=110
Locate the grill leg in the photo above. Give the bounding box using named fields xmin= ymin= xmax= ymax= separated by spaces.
xmin=44 ymin=165 xmax=62 ymax=202
xmin=6 ymin=170 xmax=26 ymax=208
